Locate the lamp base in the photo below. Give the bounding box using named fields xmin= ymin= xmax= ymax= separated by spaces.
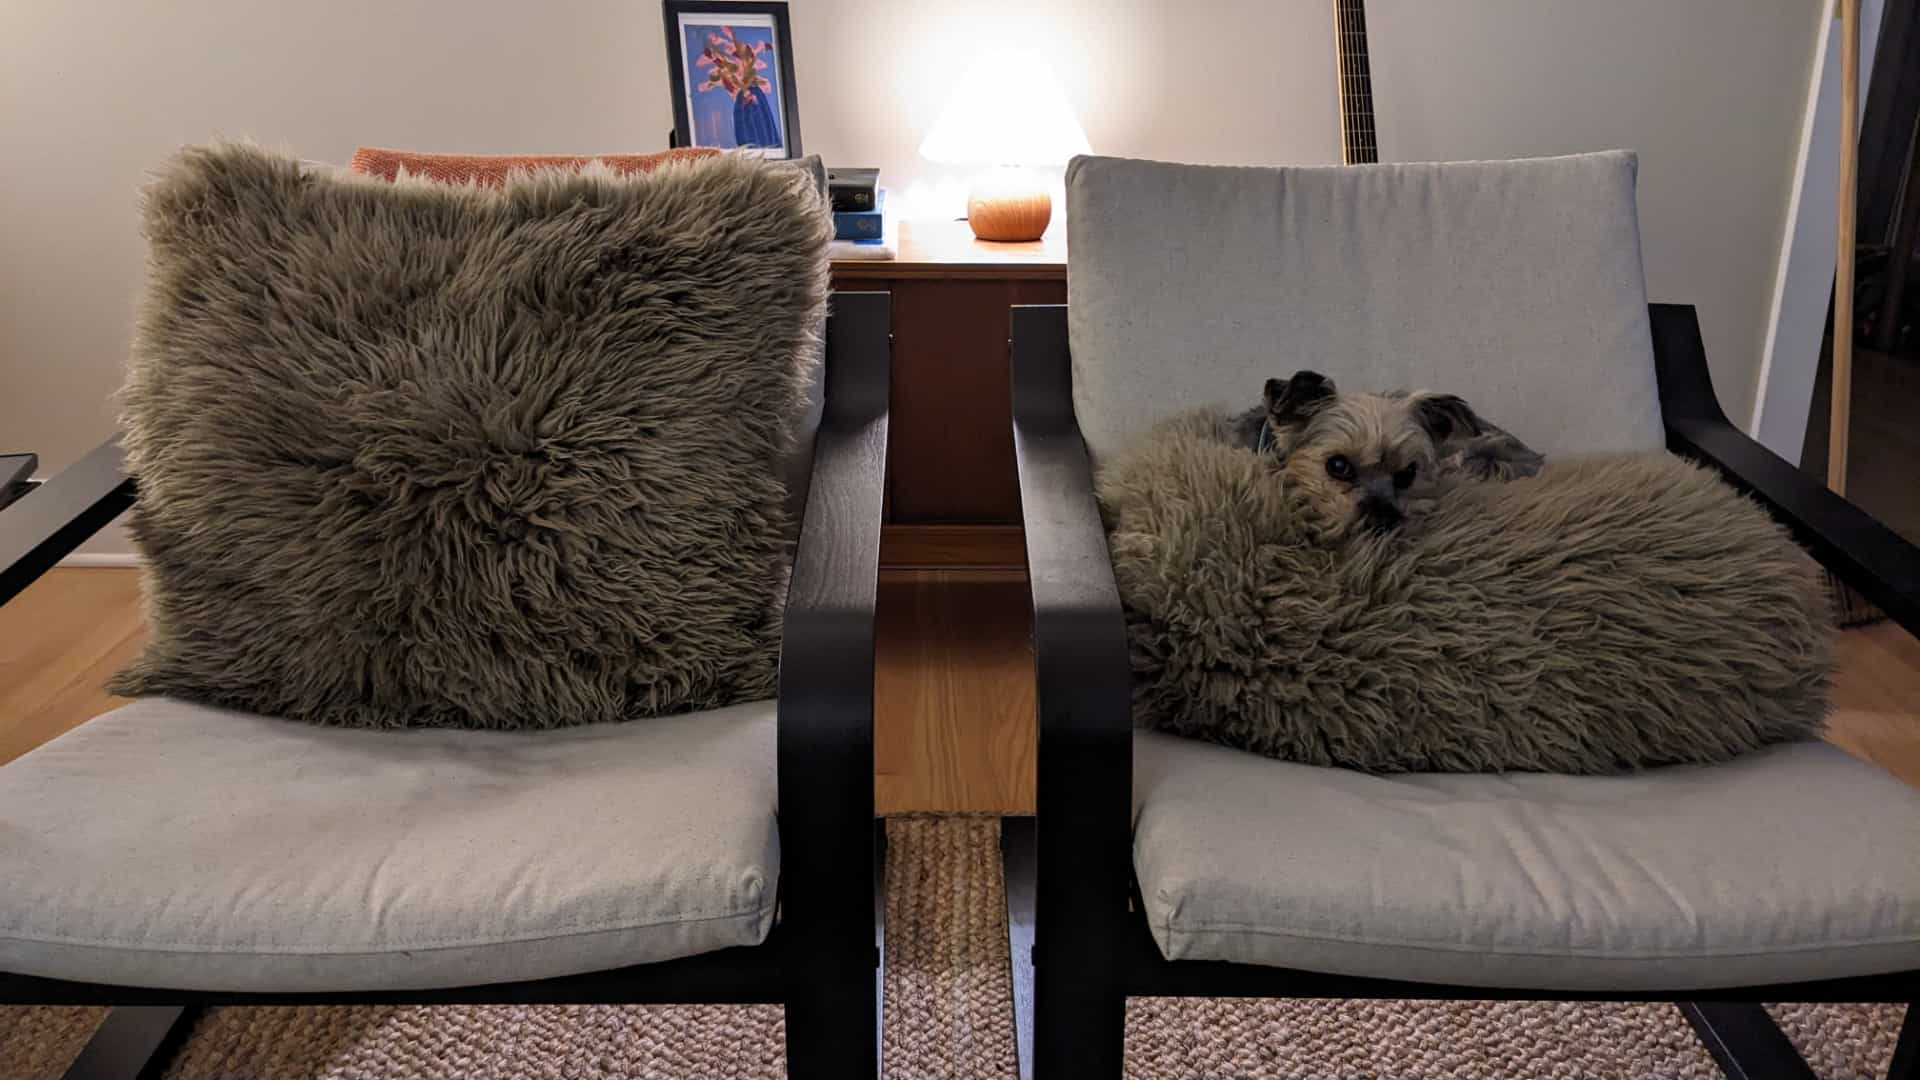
xmin=966 ymin=168 xmax=1052 ymax=242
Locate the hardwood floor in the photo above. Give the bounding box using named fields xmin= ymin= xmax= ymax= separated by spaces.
xmin=0 ymin=567 xmax=142 ymax=765
xmin=1828 ymin=619 xmax=1920 ymax=788
xmin=2 ymin=568 xmax=1916 ymax=804
xmin=876 ymin=570 xmax=1034 ymax=814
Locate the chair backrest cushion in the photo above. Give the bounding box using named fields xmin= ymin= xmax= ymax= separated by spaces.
xmin=1065 ymin=152 xmax=1664 ymax=467
xmin=112 ymin=144 xmax=831 ymax=729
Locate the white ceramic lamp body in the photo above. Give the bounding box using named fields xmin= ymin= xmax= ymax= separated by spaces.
xmin=918 ymin=50 xmax=1091 ymax=242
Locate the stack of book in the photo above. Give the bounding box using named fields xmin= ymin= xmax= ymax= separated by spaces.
xmin=827 ymin=167 xmax=894 ymax=260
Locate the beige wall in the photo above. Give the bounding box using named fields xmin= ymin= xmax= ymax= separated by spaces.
xmin=0 ymin=0 xmax=1339 ymax=555
xmin=0 ymin=0 xmax=693 ymax=553
xmin=1368 ymin=0 xmax=1823 ymax=432
xmin=796 ymin=0 xmax=1341 ymax=215
xmin=3 ymin=1 xmax=1818 ymax=555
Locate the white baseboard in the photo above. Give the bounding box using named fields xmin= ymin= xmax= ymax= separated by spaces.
xmin=58 ymin=553 xmax=143 ymax=568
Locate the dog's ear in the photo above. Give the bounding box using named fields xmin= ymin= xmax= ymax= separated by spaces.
xmin=1264 ymin=371 xmax=1336 ymax=426
xmin=1409 ymin=392 xmax=1485 ymax=443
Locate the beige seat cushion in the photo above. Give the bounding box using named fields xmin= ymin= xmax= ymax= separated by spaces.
xmin=1133 ymin=731 xmax=1920 ymax=990
xmin=0 ymin=697 xmax=778 ymax=991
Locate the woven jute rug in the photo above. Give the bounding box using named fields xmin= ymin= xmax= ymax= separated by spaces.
xmin=0 ymin=817 xmax=1906 ymax=1079
xmin=1124 ymin=998 xmax=1905 ymax=1079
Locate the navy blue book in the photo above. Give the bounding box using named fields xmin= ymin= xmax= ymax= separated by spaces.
xmin=833 ymin=190 xmax=885 ymax=241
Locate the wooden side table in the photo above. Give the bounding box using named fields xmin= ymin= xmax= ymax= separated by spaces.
xmin=833 ymin=220 xmax=1063 ymax=814
xmin=833 ymin=219 xmax=1066 ymax=571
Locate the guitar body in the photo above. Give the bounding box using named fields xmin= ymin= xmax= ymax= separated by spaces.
xmin=1334 ymin=0 xmax=1379 ymax=165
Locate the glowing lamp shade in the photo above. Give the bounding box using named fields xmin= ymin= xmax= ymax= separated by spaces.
xmin=918 ymin=50 xmax=1091 ymax=241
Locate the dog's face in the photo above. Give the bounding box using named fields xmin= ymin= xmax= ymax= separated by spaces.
xmin=1261 ymin=371 xmax=1481 ymax=541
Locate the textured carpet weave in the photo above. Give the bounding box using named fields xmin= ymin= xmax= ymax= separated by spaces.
xmin=0 ymin=818 xmax=1906 ymax=1078
xmin=1124 ymin=997 xmax=1905 ymax=1079
xmin=883 ymin=816 xmax=1018 ymax=1080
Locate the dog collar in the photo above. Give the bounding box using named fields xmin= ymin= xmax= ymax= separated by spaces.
xmin=1256 ymin=419 xmax=1277 ymax=455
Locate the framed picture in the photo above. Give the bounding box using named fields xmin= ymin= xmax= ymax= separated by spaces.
xmin=663 ymin=1 xmax=802 ymax=159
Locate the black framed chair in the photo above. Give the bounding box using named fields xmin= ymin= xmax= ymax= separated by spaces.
xmin=0 ymin=283 xmax=891 ymax=1079
xmin=1004 ymin=152 xmax=1920 ymax=1079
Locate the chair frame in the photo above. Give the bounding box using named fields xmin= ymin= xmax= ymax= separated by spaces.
xmin=1005 ymin=301 xmax=1920 ymax=1080
xmin=0 ymin=291 xmax=895 ymax=1080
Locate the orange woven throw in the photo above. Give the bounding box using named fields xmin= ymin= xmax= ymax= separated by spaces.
xmin=347 ymin=146 xmax=719 ymax=185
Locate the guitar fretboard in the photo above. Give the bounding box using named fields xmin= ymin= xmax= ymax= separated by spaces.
xmin=1335 ymin=0 xmax=1378 ymax=165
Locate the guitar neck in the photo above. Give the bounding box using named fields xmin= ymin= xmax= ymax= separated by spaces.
xmin=1334 ymin=0 xmax=1379 ymax=165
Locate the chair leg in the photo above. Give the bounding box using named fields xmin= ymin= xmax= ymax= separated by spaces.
xmin=784 ymin=820 xmax=885 ymax=1080
xmin=785 ymin=964 xmax=877 ymax=1080
xmin=1030 ymin=837 xmax=1126 ymax=1080
xmin=1887 ymin=1003 xmax=1918 ymax=1080
xmin=1034 ymin=968 xmax=1124 ymax=1080
xmin=1677 ymin=1002 xmax=1817 ymax=1080
xmin=62 ymin=1005 xmax=200 ymax=1080
xmin=1002 ymin=817 xmax=1038 ymax=1080
xmin=1025 ymin=801 xmax=1129 ymax=1080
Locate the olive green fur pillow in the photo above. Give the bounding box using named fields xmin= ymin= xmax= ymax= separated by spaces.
xmin=112 ymin=144 xmax=831 ymax=729
xmin=1099 ymin=410 xmax=1833 ymax=773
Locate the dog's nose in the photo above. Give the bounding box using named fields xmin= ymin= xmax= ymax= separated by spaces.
xmin=1359 ymin=498 xmax=1402 ymax=531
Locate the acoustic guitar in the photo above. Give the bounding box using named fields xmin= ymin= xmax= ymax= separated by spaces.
xmin=1334 ymin=0 xmax=1379 ymax=165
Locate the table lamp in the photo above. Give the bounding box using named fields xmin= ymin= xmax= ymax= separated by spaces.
xmin=918 ymin=50 xmax=1092 ymax=242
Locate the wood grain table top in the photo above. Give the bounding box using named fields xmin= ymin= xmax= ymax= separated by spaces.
xmin=832 ymin=218 xmax=1066 ymax=281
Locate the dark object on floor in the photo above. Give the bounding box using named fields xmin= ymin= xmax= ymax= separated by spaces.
xmin=111 ymin=144 xmax=830 ymax=729
xmin=1801 ymin=341 xmax=1920 ymax=548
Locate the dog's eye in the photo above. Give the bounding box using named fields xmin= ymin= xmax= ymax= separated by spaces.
xmin=1325 ymin=455 xmax=1354 ymax=481
xmin=1393 ymin=463 xmax=1418 ymax=489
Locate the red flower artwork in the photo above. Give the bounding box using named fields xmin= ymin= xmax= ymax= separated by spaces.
xmin=695 ymin=26 xmax=773 ymax=104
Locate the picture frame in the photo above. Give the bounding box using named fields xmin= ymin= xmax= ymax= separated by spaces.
xmin=663 ymin=1 xmax=803 ymax=159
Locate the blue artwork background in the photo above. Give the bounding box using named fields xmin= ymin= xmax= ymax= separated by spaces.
xmin=681 ymin=22 xmax=785 ymax=151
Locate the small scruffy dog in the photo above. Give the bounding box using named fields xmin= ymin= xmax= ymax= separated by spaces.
xmin=1232 ymin=370 xmax=1544 ymax=540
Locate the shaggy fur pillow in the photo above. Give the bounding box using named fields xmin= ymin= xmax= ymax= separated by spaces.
xmin=1100 ymin=411 xmax=1834 ymax=773
xmin=111 ymin=144 xmax=830 ymax=729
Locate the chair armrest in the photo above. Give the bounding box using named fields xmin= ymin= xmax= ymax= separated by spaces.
xmin=0 ymin=437 xmax=136 ymax=607
xmin=1651 ymin=304 xmax=1920 ymax=635
xmin=776 ymin=291 xmax=888 ymax=984
xmin=1009 ymin=304 xmax=1135 ymax=980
